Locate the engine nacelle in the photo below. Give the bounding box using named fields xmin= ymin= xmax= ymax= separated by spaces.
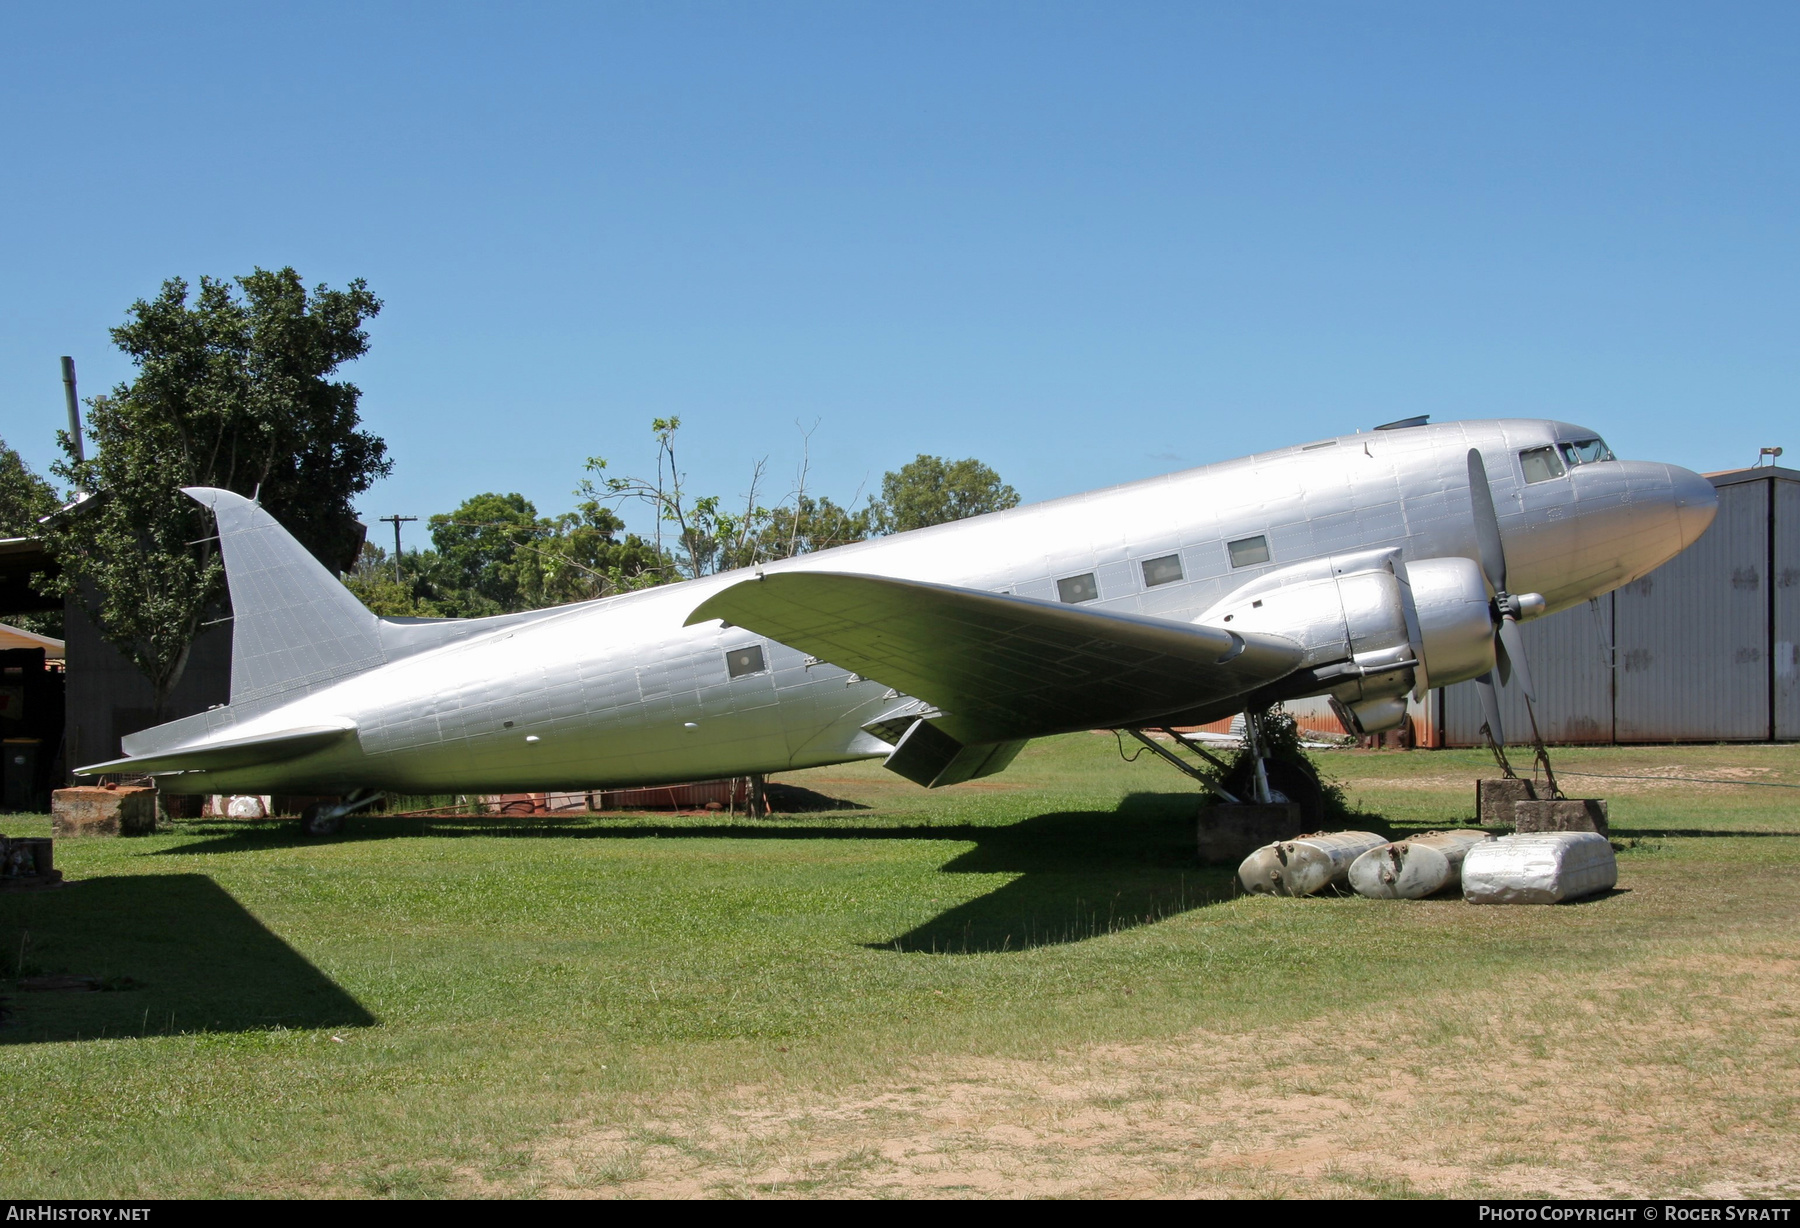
xmin=1196 ymin=550 xmax=1496 ymax=734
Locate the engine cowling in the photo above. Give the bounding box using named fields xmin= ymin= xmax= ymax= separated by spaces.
xmin=1196 ymin=550 xmax=1496 ymax=734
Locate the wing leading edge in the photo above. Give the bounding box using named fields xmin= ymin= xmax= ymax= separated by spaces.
xmin=685 ymin=571 xmax=1304 ymax=744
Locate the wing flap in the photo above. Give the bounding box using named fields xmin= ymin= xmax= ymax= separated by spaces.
xmin=76 ymin=723 xmax=355 ymax=778
xmin=686 ymin=571 xmax=1303 ymax=741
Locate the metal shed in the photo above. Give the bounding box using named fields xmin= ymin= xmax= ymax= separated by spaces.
xmin=1438 ymin=465 xmax=1800 ymax=744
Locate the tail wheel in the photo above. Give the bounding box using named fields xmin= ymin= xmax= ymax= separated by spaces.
xmin=299 ymin=803 xmax=345 ymax=837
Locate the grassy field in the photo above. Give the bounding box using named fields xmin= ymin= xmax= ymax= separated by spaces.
xmin=2 ymin=734 xmax=1797 ymax=1199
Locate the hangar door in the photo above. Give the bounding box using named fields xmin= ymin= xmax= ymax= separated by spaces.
xmin=1614 ymin=479 xmax=1768 ymax=741
xmin=1778 ymin=477 xmax=1799 ymax=739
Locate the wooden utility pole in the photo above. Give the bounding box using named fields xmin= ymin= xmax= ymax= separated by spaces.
xmin=378 ymin=515 xmax=417 ymax=583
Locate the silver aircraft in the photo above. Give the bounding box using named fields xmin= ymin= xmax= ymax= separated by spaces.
xmin=81 ymin=418 xmax=1717 ymax=833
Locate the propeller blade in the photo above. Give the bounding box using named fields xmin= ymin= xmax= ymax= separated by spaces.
xmin=1475 ymin=669 xmax=1506 ymax=749
xmin=1497 ymin=616 xmax=1536 ymax=703
xmin=1466 ymin=448 xmax=1508 ymax=595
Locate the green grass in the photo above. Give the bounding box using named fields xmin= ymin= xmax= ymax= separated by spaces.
xmin=1 ymin=734 xmax=1797 ymax=1197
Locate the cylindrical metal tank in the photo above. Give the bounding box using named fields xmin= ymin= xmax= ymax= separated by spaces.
xmin=1238 ymin=830 xmax=1388 ymax=897
xmin=1349 ymin=829 xmax=1491 ymax=899
xmin=1462 ymin=831 xmax=1618 ymax=904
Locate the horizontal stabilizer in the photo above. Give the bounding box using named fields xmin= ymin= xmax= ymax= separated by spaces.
xmin=76 ymin=723 xmax=355 ymax=778
xmin=686 ymin=571 xmax=1303 ymax=742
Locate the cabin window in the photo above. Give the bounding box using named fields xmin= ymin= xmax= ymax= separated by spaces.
xmin=1141 ymin=554 xmax=1183 ymax=587
xmin=1559 ymin=437 xmax=1615 ymax=467
xmin=1520 ymin=446 xmax=1566 ymax=483
xmin=1057 ymin=573 xmax=1099 ymax=603
xmin=725 ymin=644 xmax=767 ymax=678
xmin=1227 ymin=535 xmax=1270 ymax=568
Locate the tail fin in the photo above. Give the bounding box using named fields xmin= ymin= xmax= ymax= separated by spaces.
xmin=186 ymin=487 xmax=385 ymax=712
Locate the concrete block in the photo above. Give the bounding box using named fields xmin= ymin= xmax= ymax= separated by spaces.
xmin=1197 ymin=802 xmax=1304 ymax=864
xmin=51 ymin=785 xmax=158 ymax=837
xmin=1513 ymin=798 xmax=1609 ymax=836
xmin=1477 ymin=777 xmax=1537 ymax=827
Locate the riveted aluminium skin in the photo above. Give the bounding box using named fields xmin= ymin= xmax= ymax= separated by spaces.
xmin=88 ymin=419 xmax=1719 ymax=796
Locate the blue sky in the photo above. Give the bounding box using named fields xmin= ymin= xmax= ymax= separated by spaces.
xmin=2 ymin=2 xmax=1794 ymax=541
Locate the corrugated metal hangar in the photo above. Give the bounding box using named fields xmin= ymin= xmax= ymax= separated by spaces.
xmin=1433 ymin=465 xmax=1799 ymax=745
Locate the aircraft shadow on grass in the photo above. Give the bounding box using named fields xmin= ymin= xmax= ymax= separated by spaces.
xmin=0 ymin=874 xmax=375 ymax=1045
xmin=160 ymin=791 xmax=1252 ymax=955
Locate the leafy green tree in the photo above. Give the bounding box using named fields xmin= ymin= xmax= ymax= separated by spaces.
xmin=584 ymin=418 xmax=759 ymax=580
xmin=750 ymin=494 xmax=879 ymax=561
xmin=0 ymin=437 xmax=58 ymax=536
xmin=342 ymin=542 xmax=446 ymax=617
xmin=406 ymin=491 xmax=668 ymax=616
xmin=588 ymin=418 xmax=882 ymax=577
xmin=427 ymin=492 xmax=541 ymax=615
xmin=0 ymin=438 xmax=64 ymax=637
xmin=531 ymin=499 xmax=666 ymax=605
xmin=45 ymin=268 xmax=390 ymax=715
xmin=877 ymin=454 xmax=1020 ymax=533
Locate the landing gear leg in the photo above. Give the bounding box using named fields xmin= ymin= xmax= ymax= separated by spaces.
xmin=1243 ymin=711 xmax=1275 ymax=805
xmin=298 ymin=789 xmax=381 ymax=837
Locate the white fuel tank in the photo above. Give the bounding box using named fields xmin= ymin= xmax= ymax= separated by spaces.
xmin=1238 ymin=830 xmax=1388 ymax=897
xmin=1348 ymin=829 xmax=1491 ymax=899
xmin=1461 ymin=831 xmax=1618 ymax=905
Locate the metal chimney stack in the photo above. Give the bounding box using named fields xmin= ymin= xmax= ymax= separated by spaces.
xmin=60 ymin=356 xmax=85 ymax=463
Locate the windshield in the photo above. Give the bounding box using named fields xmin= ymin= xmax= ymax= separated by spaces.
xmin=1559 ymin=437 xmax=1615 ymax=467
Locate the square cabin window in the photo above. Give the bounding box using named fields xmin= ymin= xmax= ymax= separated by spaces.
xmin=1227 ymin=535 xmax=1270 ymax=568
xmin=1141 ymin=554 xmax=1184 ymax=588
xmin=1519 ymin=446 xmax=1566 ymax=484
xmin=1057 ymin=573 xmax=1099 ymax=604
xmin=725 ymin=644 xmax=767 ymax=678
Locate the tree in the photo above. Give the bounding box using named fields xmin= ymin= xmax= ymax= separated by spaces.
xmin=388 ymin=491 xmax=669 ymax=617
xmin=750 ymin=494 xmax=879 ymax=560
xmin=342 ymin=542 xmax=444 ymax=617
xmin=0 ymin=438 xmax=63 ymax=637
xmin=0 ymin=437 xmax=58 ymax=536
xmin=877 ymin=454 xmax=1020 ymax=533
xmin=588 ymin=418 xmax=883 ymax=578
xmin=45 ymin=268 xmax=391 ymax=716
xmin=531 ymin=498 xmax=666 ymax=605
xmin=426 ymin=492 xmax=541 ymax=615
xmin=584 ymin=418 xmax=763 ymax=580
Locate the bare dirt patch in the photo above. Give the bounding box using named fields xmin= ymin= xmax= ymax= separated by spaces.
xmin=510 ymin=950 xmax=1800 ymax=1199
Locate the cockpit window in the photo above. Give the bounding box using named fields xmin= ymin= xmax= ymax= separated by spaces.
xmin=1559 ymin=437 xmax=1615 ymax=467
xmin=1520 ymin=446 xmax=1566 ymax=484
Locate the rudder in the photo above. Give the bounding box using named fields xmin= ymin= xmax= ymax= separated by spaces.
xmin=186 ymin=487 xmax=385 ymax=713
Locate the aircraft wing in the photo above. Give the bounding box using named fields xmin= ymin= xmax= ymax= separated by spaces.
xmin=686 ymin=571 xmax=1304 ymax=742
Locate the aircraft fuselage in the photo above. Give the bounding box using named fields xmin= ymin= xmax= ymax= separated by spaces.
xmin=131 ymin=419 xmax=1716 ymax=794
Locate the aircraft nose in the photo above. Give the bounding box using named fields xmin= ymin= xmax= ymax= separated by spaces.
xmin=1668 ymin=464 xmax=1718 ymax=548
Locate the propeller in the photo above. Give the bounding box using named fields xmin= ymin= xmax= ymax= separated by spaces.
xmin=1466 ymin=449 xmax=1545 ymax=757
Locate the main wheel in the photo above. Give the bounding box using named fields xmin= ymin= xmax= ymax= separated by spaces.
xmin=1220 ymin=756 xmax=1326 ymax=830
xmin=298 ymin=803 xmax=345 ymax=837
